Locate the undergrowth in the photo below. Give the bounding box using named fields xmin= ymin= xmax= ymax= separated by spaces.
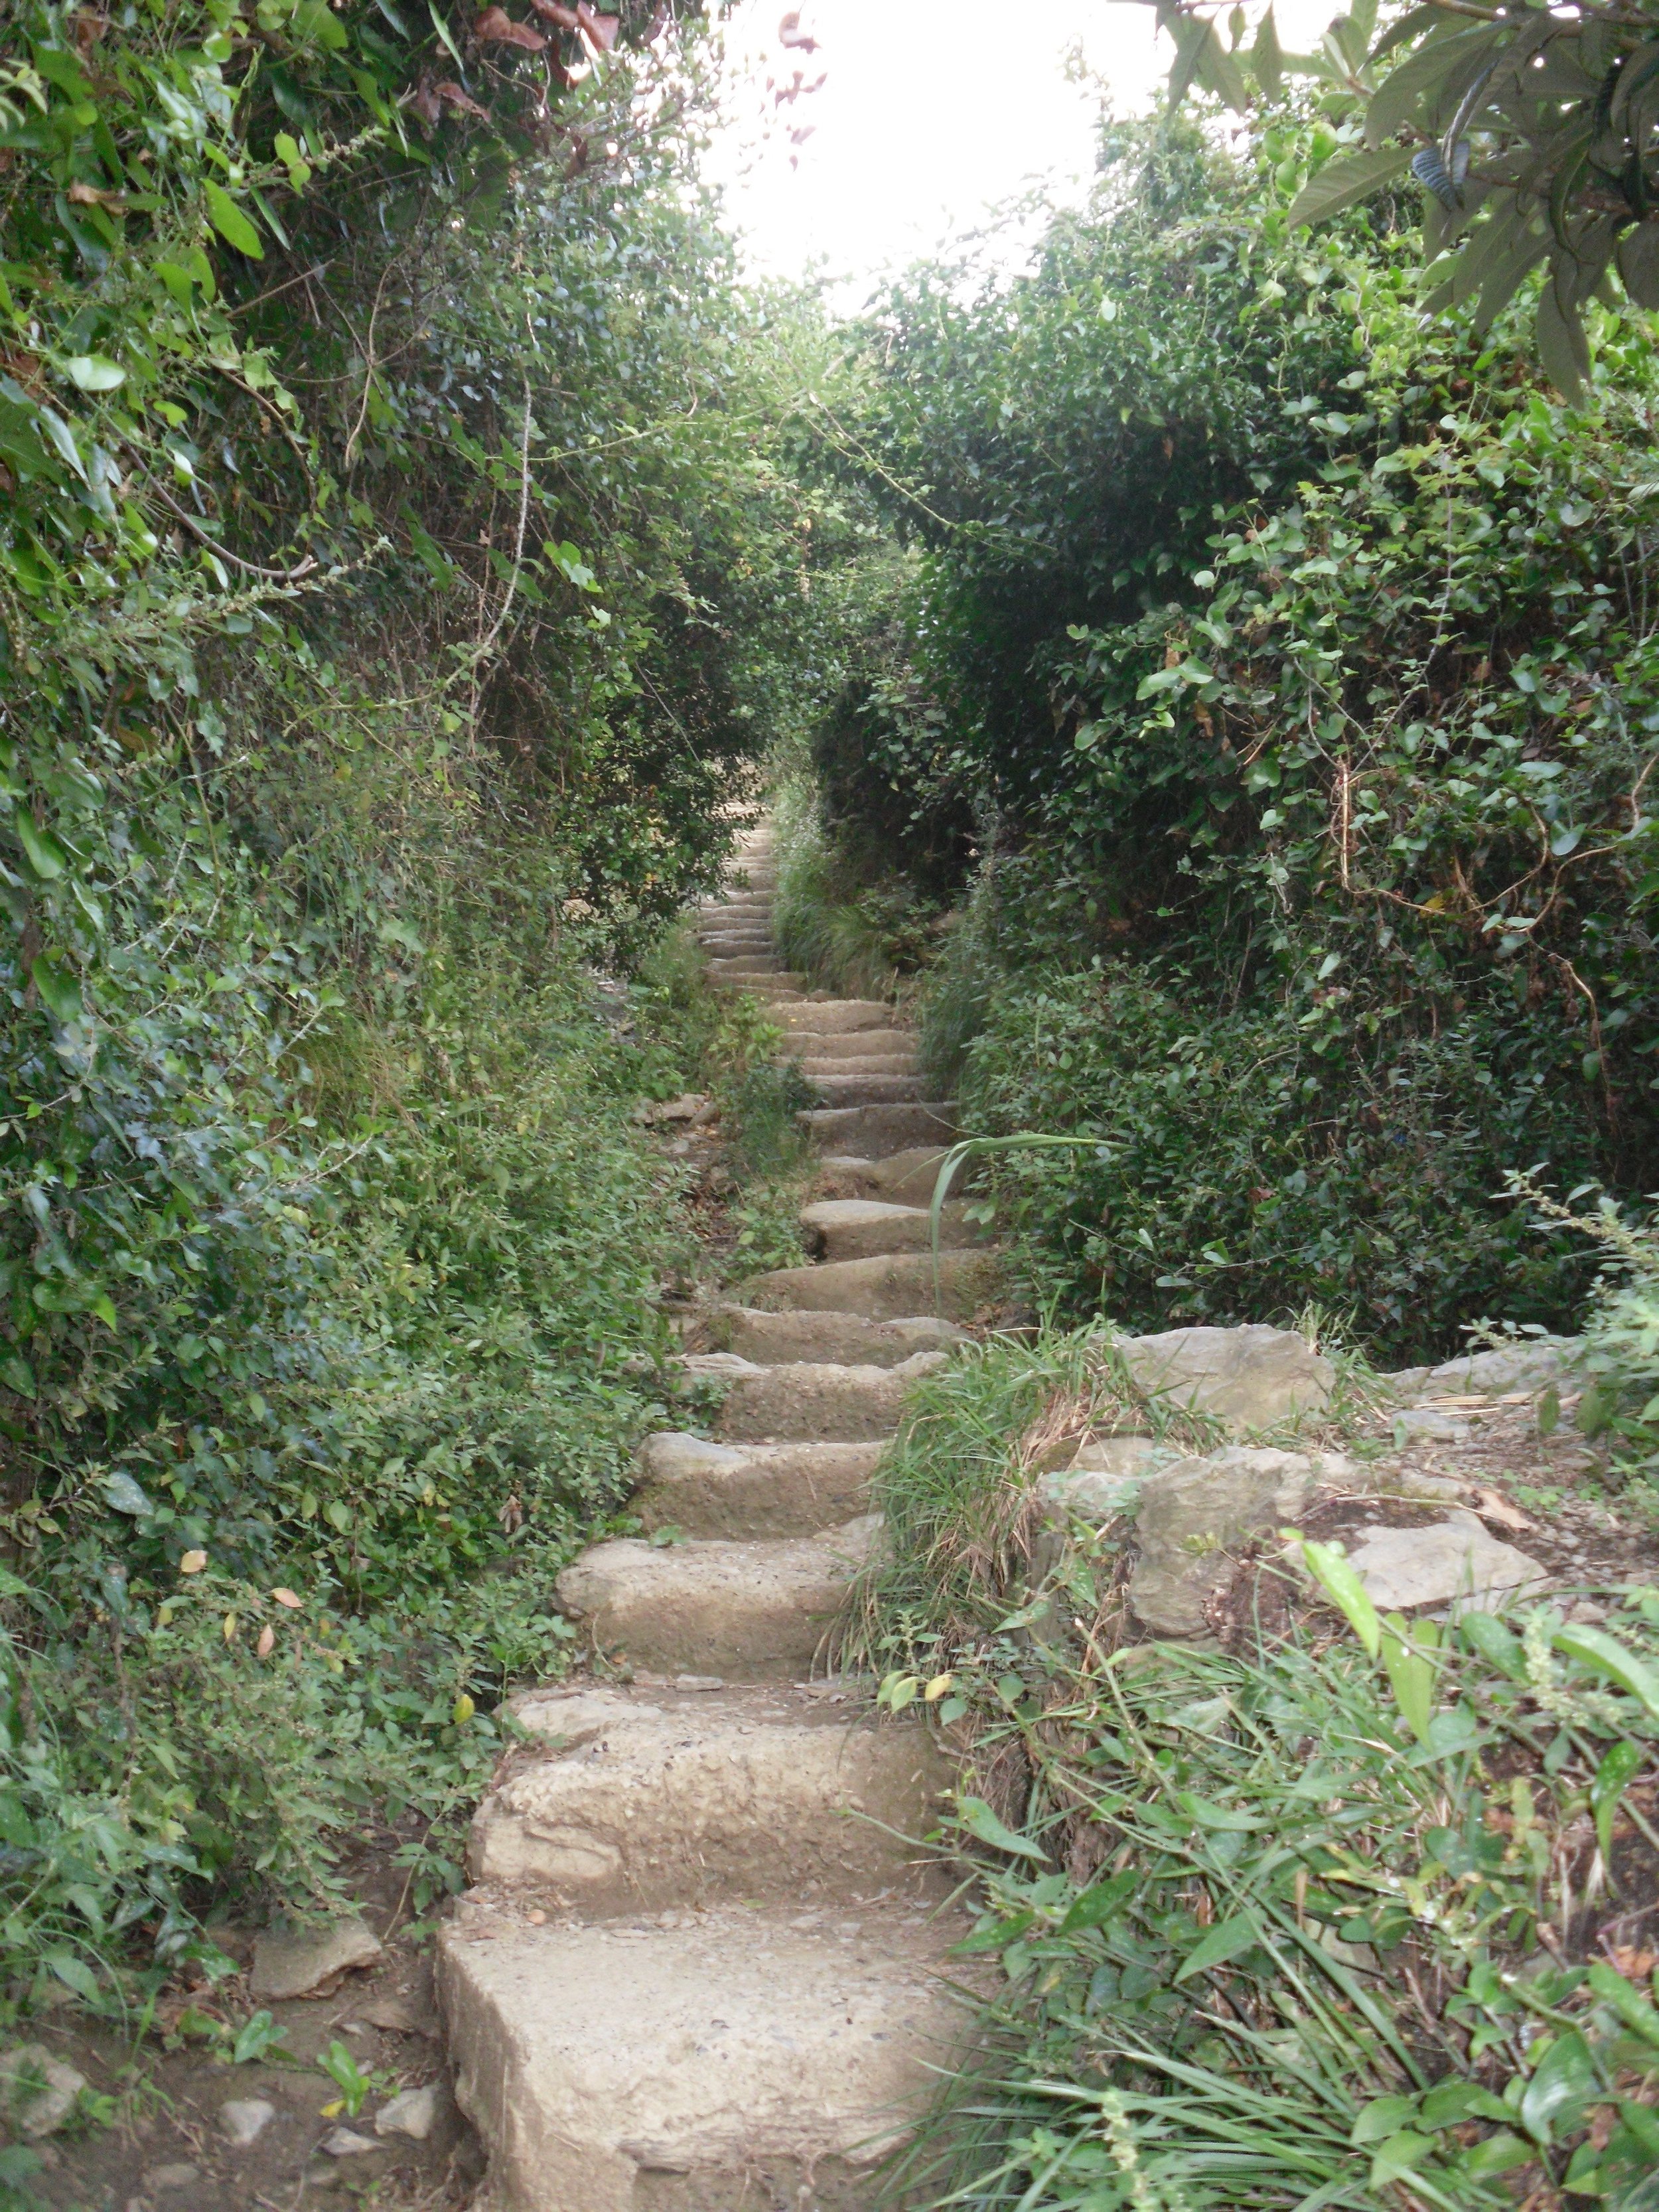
xmin=857 ymin=1324 xmax=1659 ymax=2210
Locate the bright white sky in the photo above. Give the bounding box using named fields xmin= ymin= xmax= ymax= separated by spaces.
xmin=705 ymin=0 xmax=1341 ymax=304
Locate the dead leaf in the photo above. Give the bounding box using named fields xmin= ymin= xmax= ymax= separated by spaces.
xmin=434 ymin=80 xmax=490 ymax=118
xmin=1607 ymin=1944 xmax=1658 ymax=1980
xmin=528 ymin=0 xmax=581 ymax=22
xmin=778 ymin=10 xmax=818 ymax=51
xmin=1472 ymin=1485 xmax=1536 ymax=1533
xmin=642 ymin=5 xmax=668 ymax=38
xmin=180 ymin=1549 xmax=208 ymax=1575
xmin=476 ymin=7 xmax=547 ymax=50
xmin=575 ymin=3 xmax=618 ymax=48
xmin=66 ymin=179 xmax=127 ymax=212
xmin=409 ymin=80 xmax=443 ymax=124
xmin=256 ymin=1623 xmax=275 ymax=1658
xmin=271 ymin=1587 xmax=303 ymax=1609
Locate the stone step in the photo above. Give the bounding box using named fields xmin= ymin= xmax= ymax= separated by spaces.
xmin=705 ymin=956 xmax=796 ymax=978
xmin=555 ymin=1520 xmax=875 ymax=1678
xmin=787 ymin=1027 xmax=915 ymax=1060
xmin=820 ymin=1145 xmax=955 ymax=1209
xmin=697 ymin=896 xmax=772 ymax=915
xmin=801 ymin=1102 xmax=958 ymax=1158
xmin=770 ymin=998 xmax=892 ymax=1034
xmin=441 ymin=1900 xmax=970 ymax=2212
xmin=469 ymin=1680 xmax=948 ymax=1906
xmin=807 ymin=1071 xmax=929 ymax=1108
xmin=799 ymin=1055 xmax=918 ymax=1084
xmin=681 ymin=1349 xmax=946 ymax=1442
xmin=800 ymin=1197 xmax=970 ymax=1264
xmin=634 ymin=1432 xmax=884 ymax=1538
xmin=699 ymin=933 xmax=776 ymax=952
xmin=745 ymin=1248 xmax=999 ymax=1324
xmin=702 ymin=1306 xmax=963 ymax=1371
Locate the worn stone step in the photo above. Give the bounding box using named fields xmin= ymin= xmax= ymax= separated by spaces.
xmin=634 ymin=1432 xmax=883 ymax=1538
xmin=799 ymin=1055 xmax=918 ymax=1084
xmin=801 ymin=1102 xmax=958 ymax=1158
xmin=806 ymin=1071 xmax=930 ymax=1108
xmin=770 ymin=997 xmax=892 ymax=1033
xmin=702 ymin=1306 xmax=964 ymax=1370
xmin=788 ymin=1027 xmax=915 ymax=1060
xmin=799 ymin=1197 xmax=971 ymax=1264
xmin=469 ymin=1680 xmax=948 ymax=1906
xmin=699 ymin=933 xmax=776 ymax=952
xmin=705 ymin=956 xmax=796 ymax=978
xmin=555 ymin=1519 xmax=875 ymax=1678
xmin=682 ymin=1349 xmax=946 ymax=1442
xmin=441 ymin=1899 xmax=970 ymax=2212
xmin=820 ymin=1145 xmax=956 ymax=1209
xmin=697 ymin=896 xmax=772 ymax=915
xmin=746 ymin=1248 xmax=999 ymax=1324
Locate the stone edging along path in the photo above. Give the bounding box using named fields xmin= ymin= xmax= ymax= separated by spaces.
xmin=436 ymin=819 xmax=996 ymax=2212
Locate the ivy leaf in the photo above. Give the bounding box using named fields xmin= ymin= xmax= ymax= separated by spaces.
xmin=203 ymin=181 xmax=263 ymax=260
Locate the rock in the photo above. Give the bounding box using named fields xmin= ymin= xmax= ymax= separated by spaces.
xmin=249 ymin=1914 xmax=384 ymax=2000
xmin=321 ymin=2126 xmax=381 ymax=2157
xmin=1129 ymin=1447 xmax=1357 ymax=1637
xmin=632 ymin=1432 xmax=884 ymax=1540
xmin=636 ymin=1093 xmax=709 ymax=1125
xmin=219 ymin=2097 xmax=276 ymax=2146
xmin=806 ymin=1072 xmax=930 ymax=1108
xmin=360 ymin=1994 xmax=437 ymax=2035
xmin=141 ymin=2165 xmax=200 ymax=2191
xmin=799 ymin=1199 xmax=947 ymax=1264
xmin=1386 ymin=1337 xmax=1581 ymax=1400
xmin=1120 ymin=1325 xmax=1334 ymax=1432
xmin=1342 ymin=1512 xmax=1550 ymax=1613
xmin=1392 ymin=1406 xmax=1471 ymax=1444
xmin=0 ymin=2046 xmax=85 ymax=2137
xmin=376 ymin=2083 xmax=441 ymax=2140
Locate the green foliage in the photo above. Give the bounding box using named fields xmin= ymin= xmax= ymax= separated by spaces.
xmin=0 ymin=0 xmax=847 ymax=2010
xmin=824 ymin=107 xmax=1659 ymax=1362
xmin=859 ymin=1323 xmax=1659 ymax=2209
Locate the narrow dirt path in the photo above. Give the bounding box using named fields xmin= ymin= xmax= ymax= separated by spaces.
xmin=437 ymin=820 xmax=997 ymax=2212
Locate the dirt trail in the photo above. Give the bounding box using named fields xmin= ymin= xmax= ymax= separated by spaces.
xmin=440 ymin=820 xmax=989 ymax=2212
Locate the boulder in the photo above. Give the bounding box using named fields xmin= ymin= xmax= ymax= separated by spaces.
xmin=1129 ymin=1447 xmax=1357 ymax=1637
xmin=1385 ymin=1337 xmax=1581 ymax=1401
xmin=1120 ymin=1325 xmax=1334 ymax=1432
xmin=1041 ymin=1436 xmax=1174 ymax=1524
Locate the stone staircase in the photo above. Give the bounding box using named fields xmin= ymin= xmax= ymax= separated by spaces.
xmin=439 ymin=820 xmax=993 ymax=2212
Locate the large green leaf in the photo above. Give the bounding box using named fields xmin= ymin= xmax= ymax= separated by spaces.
xmin=203 ymin=180 xmax=263 ymax=259
xmin=1287 ymin=145 xmax=1412 ymax=228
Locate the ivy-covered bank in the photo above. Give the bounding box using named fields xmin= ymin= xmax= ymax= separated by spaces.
xmin=0 ymin=0 xmax=863 ymax=2016
xmin=804 ymin=109 xmax=1659 ymax=1368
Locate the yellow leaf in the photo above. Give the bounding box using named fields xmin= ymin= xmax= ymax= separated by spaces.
xmin=320 ymin=2099 xmax=344 ymax=2118
xmin=924 ymin=1674 xmax=956 ymax=1702
xmin=256 ymin=1624 xmax=275 ymax=1658
xmin=271 ymin=1587 xmax=302 ymax=1609
xmin=222 ymin=1612 xmax=238 ymax=1643
xmin=179 ymin=1549 xmax=208 ymax=1574
xmin=452 ymin=1693 xmax=475 ymax=1726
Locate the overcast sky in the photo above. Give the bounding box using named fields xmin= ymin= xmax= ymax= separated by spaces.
xmin=705 ymin=0 xmax=1343 ymax=304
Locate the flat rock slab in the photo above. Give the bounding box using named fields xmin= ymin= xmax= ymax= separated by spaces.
xmin=473 ymin=1681 xmax=948 ymax=1905
xmin=1130 ymin=1447 xmax=1358 ymax=1637
xmin=704 ymin=1349 xmax=947 ymax=1443
xmin=800 ymin=1103 xmax=959 ymax=1159
xmin=705 ymin=1305 xmax=964 ymax=1371
xmin=249 ymin=1913 xmax=384 ymax=2000
xmin=1345 ymin=1511 xmax=1550 ymax=1612
xmin=746 ymin=1248 xmax=999 ymax=1325
xmin=1042 ymin=1436 xmax=1179 ymax=1523
xmin=634 ymin=1432 xmax=885 ymax=1539
xmin=771 ymin=999 xmax=893 ymax=1034
xmin=1385 ymin=1339 xmax=1581 ymax=1400
xmin=555 ymin=1521 xmax=877 ymax=1678
xmin=1121 ymin=1325 xmax=1334 ymax=1432
xmin=800 ymin=1056 xmax=920 ymax=1084
xmin=440 ymin=1902 xmax=970 ymax=2212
